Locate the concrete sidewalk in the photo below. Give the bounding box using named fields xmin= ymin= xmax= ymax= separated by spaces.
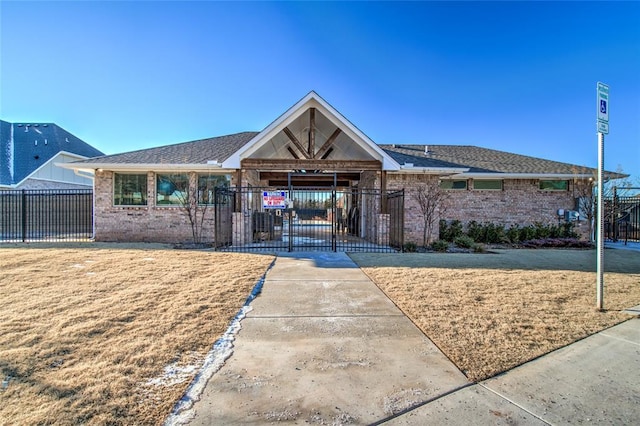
xmin=181 ymin=252 xmax=640 ymax=425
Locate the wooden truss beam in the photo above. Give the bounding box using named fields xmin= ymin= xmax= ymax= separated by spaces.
xmin=309 ymin=107 xmax=316 ymax=156
xmin=314 ymin=128 xmax=341 ymax=159
xmin=283 ymin=127 xmax=311 ymax=159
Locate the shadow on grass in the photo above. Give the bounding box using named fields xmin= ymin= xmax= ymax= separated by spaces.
xmin=349 ymin=249 xmax=640 ymax=274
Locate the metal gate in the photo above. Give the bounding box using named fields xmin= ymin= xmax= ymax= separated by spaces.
xmin=215 ymin=186 xmax=404 ymax=252
xmin=605 ymin=194 xmax=640 ymax=243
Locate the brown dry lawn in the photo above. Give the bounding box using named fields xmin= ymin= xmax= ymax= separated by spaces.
xmin=1 ymin=245 xmax=639 ymax=425
xmin=0 ymin=243 xmax=274 ymax=426
xmin=350 ymin=248 xmax=640 ymax=382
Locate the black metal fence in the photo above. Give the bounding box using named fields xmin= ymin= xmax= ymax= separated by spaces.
xmin=215 ymin=186 xmax=404 ymax=252
xmin=0 ymin=189 xmax=93 ymax=242
xmin=604 ymin=195 xmax=640 ymax=243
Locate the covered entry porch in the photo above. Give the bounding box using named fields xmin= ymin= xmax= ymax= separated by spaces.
xmin=214 ymin=183 xmax=404 ymax=253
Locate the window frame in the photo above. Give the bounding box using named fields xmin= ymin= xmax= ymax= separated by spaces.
xmin=539 ymin=180 xmax=569 ymax=191
xmin=472 ymin=179 xmax=503 ymax=191
xmin=156 ymin=173 xmax=190 ymax=206
xmin=439 ymin=179 xmax=468 ymax=190
xmin=197 ymin=174 xmax=231 ymax=205
xmin=113 ymin=173 xmax=148 ymax=206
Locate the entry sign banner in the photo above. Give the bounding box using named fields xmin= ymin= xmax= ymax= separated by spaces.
xmin=597 ymin=82 xmax=609 ymax=134
xmin=263 ymin=191 xmax=287 ymax=209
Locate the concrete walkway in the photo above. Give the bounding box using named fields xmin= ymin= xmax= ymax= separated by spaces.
xmin=183 ymin=252 xmax=640 ymax=425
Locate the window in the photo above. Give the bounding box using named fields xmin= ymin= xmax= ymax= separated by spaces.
xmin=156 ymin=173 xmax=189 ymax=205
xmin=539 ymin=180 xmax=568 ymax=191
xmin=440 ymin=180 xmax=467 ymax=190
xmin=197 ymin=174 xmax=231 ymax=205
xmin=473 ymin=180 xmax=502 ymax=190
xmin=114 ymin=173 xmax=147 ymax=206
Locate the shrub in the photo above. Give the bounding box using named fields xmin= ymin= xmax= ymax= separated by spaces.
xmin=403 ymin=242 xmax=417 ymax=252
xmin=561 ymin=222 xmax=579 ymax=239
xmin=431 ymin=240 xmax=449 ymax=252
xmin=473 ymin=243 xmax=486 ymax=253
xmin=454 ymin=235 xmax=475 ymax=249
xmin=438 ymin=219 xmax=448 ymax=241
xmin=506 ymin=224 xmax=521 ymax=244
xmin=466 ymin=220 xmax=483 ymax=242
xmin=519 ymin=225 xmax=537 ymax=241
xmin=442 ymin=220 xmax=463 ymax=242
xmin=485 ymin=223 xmax=506 ymax=243
xmin=533 ymin=222 xmax=551 ymax=239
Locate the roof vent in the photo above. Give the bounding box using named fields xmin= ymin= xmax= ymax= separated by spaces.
xmin=43 ymin=124 xmax=48 ymax=127
xmin=17 ymin=124 xmax=23 ymax=127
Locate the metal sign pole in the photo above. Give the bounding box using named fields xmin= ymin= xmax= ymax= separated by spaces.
xmin=596 ymin=81 xmax=609 ymax=311
xmin=596 ymin=131 xmax=605 ymax=310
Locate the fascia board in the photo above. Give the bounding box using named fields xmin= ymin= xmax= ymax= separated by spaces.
xmin=446 ymin=173 xmax=595 ymax=180
xmin=58 ymin=162 xmax=231 ymax=173
xmin=389 ymin=167 xmax=469 ymax=175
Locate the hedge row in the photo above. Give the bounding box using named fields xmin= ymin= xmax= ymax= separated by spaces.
xmin=439 ymin=220 xmax=579 ymax=244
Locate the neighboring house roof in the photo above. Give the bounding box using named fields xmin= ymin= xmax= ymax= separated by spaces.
xmin=0 ymin=120 xmax=104 ymax=186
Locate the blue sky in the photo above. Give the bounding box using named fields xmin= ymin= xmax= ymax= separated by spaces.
xmin=1 ymin=1 xmax=639 ymax=181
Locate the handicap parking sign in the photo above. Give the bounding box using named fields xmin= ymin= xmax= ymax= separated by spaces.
xmin=600 ymin=99 xmax=607 ymax=114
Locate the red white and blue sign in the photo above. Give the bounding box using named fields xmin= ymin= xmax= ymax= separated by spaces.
xmin=262 ymin=191 xmax=287 ymax=209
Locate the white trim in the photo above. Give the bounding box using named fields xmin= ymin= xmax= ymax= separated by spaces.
xmin=390 ymin=166 xmax=469 ymax=175
xmin=11 ymin=151 xmax=90 ymax=188
xmin=223 ymin=91 xmax=401 ymax=171
xmin=58 ymin=163 xmax=229 ymax=173
xmin=74 ymin=169 xmax=96 ymax=180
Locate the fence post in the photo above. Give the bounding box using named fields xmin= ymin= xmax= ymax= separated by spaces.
xmin=21 ymin=190 xmax=27 ymax=242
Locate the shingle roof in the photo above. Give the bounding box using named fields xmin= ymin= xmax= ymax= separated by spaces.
xmin=76 ymin=131 xmax=259 ymax=165
xmin=0 ymin=120 xmax=104 ymax=185
xmin=67 ymin=130 xmax=620 ymax=178
xmin=380 ymin=144 xmax=597 ymax=175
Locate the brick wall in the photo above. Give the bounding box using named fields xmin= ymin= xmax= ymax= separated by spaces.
xmin=387 ymin=174 xmax=590 ymax=245
xmin=94 ymin=170 xmax=217 ymax=243
xmin=94 ymin=169 xmax=590 ymax=245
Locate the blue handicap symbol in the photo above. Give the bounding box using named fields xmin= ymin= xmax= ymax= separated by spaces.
xmin=600 ymin=100 xmax=607 ymax=114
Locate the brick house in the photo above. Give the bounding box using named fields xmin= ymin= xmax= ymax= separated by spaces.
xmin=63 ymin=92 xmax=617 ymax=250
